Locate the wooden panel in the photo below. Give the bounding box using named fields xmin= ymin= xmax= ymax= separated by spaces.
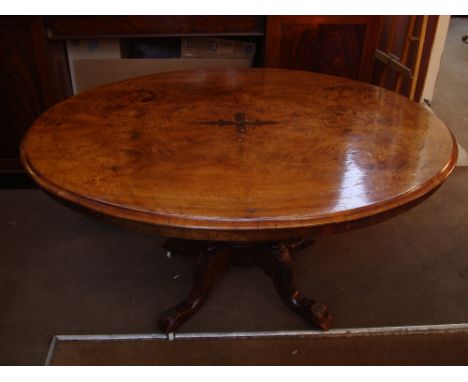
xmin=265 ymin=16 xmax=382 ymax=82
xmin=414 ymin=16 xmax=439 ymax=102
xmin=279 ymin=23 xmax=366 ymax=79
xmin=0 ymin=17 xmax=46 ymax=161
xmin=44 ymin=16 xmax=266 ymax=38
xmin=0 ymin=16 xmax=71 ymax=187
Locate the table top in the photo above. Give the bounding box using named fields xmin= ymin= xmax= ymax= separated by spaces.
xmin=21 ymin=68 xmax=457 ymax=241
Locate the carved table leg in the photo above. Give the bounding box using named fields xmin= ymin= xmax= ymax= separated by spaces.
xmin=158 ymin=243 xmax=231 ymax=333
xmin=255 ymin=242 xmax=333 ymax=330
xmin=158 ymin=238 xmax=332 ymax=333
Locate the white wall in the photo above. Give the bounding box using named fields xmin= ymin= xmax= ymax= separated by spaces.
xmin=420 ymin=15 xmax=451 ymax=104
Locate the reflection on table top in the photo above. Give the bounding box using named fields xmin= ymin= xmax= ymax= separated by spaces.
xmin=21 ymin=68 xmax=458 ymax=240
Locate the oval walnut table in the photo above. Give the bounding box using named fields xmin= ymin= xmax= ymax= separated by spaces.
xmin=21 ymin=68 xmax=458 ymax=333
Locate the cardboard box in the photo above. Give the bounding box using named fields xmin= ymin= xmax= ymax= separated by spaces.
xmin=181 ymin=38 xmax=255 ymax=63
xmin=73 ymin=58 xmax=252 ymax=93
xmin=66 ymin=39 xmax=122 ymax=94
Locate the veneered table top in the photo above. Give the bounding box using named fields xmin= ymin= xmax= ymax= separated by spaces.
xmin=21 ymin=68 xmax=457 ymax=241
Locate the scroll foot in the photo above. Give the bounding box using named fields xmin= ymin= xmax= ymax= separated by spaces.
xmin=256 ymin=242 xmax=333 ymax=330
xmin=158 ymin=244 xmax=230 ymax=333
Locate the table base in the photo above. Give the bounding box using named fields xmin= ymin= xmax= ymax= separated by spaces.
xmin=158 ymin=239 xmax=333 ymax=333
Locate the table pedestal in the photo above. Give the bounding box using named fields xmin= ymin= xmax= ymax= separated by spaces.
xmin=158 ymin=239 xmax=333 ymax=333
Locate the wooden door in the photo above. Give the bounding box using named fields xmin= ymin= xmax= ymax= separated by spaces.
xmin=265 ymin=16 xmax=382 ymax=82
xmin=371 ymin=15 xmax=439 ymax=101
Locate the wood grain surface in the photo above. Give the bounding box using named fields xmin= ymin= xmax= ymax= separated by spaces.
xmin=21 ymin=68 xmax=457 ymax=241
xmin=265 ymin=16 xmax=382 ymax=82
xmin=44 ymin=16 xmax=265 ymax=38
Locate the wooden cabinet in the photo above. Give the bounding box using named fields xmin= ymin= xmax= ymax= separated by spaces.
xmin=265 ymin=16 xmax=382 ymax=82
xmin=0 ymin=16 xmax=70 ymax=187
xmin=43 ymin=16 xmax=265 ymax=38
xmin=0 ymin=18 xmax=44 ymax=159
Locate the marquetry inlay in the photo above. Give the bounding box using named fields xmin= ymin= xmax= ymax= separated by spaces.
xmin=195 ymin=112 xmax=279 ymax=140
